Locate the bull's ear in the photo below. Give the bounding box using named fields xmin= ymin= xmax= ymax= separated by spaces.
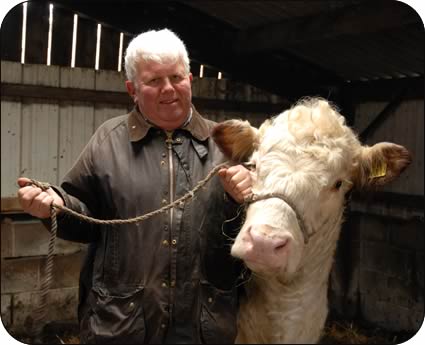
xmin=354 ymin=142 xmax=412 ymax=189
xmin=212 ymin=119 xmax=259 ymax=162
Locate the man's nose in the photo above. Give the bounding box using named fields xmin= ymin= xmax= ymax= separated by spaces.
xmin=161 ymin=77 xmax=174 ymax=91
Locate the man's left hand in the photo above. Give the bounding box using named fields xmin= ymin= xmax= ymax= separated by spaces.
xmin=218 ymin=165 xmax=253 ymax=204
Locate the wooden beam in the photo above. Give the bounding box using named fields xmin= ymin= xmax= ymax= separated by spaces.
xmin=359 ymin=83 xmax=412 ymax=141
xmin=1 ymin=197 xmax=22 ymax=214
xmin=0 ymin=83 xmax=290 ymax=114
xmin=99 ymin=24 xmax=121 ymax=71
xmin=344 ymin=77 xmax=424 ymax=102
xmin=76 ymin=15 xmax=98 ymax=69
xmin=51 ymin=5 xmax=74 ymax=67
xmin=233 ymin=1 xmax=421 ymax=55
xmin=25 ymin=2 xmax=50 ymax=65
xmin=1 ymin=83 xmax=132 ymax=105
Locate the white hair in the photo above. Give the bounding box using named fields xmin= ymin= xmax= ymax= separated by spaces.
xmin=124 ymin=28 xmax=190 ymax=83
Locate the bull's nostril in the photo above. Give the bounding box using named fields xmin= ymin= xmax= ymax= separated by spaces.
xmin=242 ymin=227 xmax=253 ymax=243
xmin=274 ymin=239 xmax=289 ymax=252
xmin=244 ymin=225 xmax=291 ymax=255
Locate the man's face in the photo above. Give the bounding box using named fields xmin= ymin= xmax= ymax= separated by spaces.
xmin=127 ymin=60 xmax=193 ymax=131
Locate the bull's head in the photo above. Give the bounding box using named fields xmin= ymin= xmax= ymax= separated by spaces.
xmin=213 ymin=98 xmax=411 ymax=279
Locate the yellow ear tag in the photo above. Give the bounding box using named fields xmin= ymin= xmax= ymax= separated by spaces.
xmin=370 ymin=161 xmax=387 ymax=178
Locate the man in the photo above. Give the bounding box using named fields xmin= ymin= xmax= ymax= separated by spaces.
xmin=17 ymin=28 xmax=252 ymax=343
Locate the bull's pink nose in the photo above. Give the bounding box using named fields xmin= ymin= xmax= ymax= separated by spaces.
xmin=245 ymin=225 xmax=289 ymax=254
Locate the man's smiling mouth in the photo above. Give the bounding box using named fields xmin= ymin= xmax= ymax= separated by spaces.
xmin=160 ymin=99 xmax=177 ymax=104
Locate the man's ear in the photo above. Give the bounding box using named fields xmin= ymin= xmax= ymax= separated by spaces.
xmin=353 ymin=142 xmax=412 ymax=190
xmin=212 ymin=120 xmax=259 ymax=162
xmin=125 ymin=80 xmax=137 ymax=103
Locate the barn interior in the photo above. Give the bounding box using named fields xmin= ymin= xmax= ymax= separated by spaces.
xmin=1 ymin=0 xmax=424 ymax=343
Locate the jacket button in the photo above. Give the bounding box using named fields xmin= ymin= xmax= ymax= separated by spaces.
xmin=161 ymin=323 xmax=166 ymax=329
xmin=162 ymin=240 xmax=169 ymax=246
xmin=170 ymin=280 xmax=175 ymax=287
xmin=129 ymin=302 xmax=135 ymax=309
xmin=162 ymin=199 xmax=168 ymax=205
xmin=208 ymin=297 xmax=213 ymax=303
xmin=161 ymin=160 xmax=165 ymax=166
xmin=176 ymin=138 xmax=182 ymax=143
xmin=161 ymin=282 xmax=168 ymax=288
xmin=171 ymin=239 xmax=177 ymax=245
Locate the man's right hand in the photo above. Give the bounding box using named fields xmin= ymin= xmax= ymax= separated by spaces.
xmin=17 ymin=177 xmax=64 ymax=219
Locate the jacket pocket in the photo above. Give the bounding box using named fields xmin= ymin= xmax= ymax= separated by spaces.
xmin=81 ymin=286 xmax=146 ymax=344
xmin=200 ymin=280 xmax=238 ymax=344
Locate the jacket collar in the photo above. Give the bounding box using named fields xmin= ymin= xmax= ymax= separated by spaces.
xmin=128 ymin=105 xmax=211 ymax=142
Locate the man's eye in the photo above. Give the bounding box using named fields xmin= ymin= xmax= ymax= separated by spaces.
xmin=171 ymin=75 xmax=183 ymax=82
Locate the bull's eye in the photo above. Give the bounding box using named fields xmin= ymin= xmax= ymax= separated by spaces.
xmin=334 ymin=180 xmax=343 ymax=190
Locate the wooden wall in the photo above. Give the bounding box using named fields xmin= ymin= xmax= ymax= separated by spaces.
xmin=329 ymin=81 xmax=424 ymax=333
xmin=354 ymin=98 xmax=423 ymax=196
xmin=1 ymin=62 xmax=129 ymax=199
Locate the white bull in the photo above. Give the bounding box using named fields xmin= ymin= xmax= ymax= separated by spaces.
xmin=212 ymin=97 xmax=411 ymax=344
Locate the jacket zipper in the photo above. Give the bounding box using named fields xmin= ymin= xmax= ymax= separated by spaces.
xmin=165 ymin=131 xmax=175 ymax=327
xmin=165 ymin=131 xmax=174 ymax=232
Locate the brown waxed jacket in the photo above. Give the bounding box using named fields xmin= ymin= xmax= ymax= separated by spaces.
xmin=53 ymin=106 xmax=244 ymax=344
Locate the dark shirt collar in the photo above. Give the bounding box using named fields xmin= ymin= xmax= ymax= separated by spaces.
xmin=128 ymin=105 xmax=210 ymax=142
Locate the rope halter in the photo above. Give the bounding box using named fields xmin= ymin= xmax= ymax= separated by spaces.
xmin=244 ymin=192 xmax=313 ymax=245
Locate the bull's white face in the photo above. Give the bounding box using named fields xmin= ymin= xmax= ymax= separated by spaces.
xmin=231 ymin=133 xmax=355 ymax=277
xmin=213 ymin=98 xmax=411 ymax=279
xmin=231 ymin=108 xmax=358 ymax=277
